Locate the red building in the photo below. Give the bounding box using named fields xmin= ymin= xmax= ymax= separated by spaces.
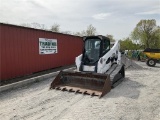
xmin=0 ymin=23 xmax=83 ymax=81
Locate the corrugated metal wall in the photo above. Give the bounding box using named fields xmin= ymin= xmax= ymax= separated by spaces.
xmin=0 ymin=23 xmax=83 ymax=81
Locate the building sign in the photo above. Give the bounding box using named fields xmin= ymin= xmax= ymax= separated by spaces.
xmin=39 ymin=38 xmax=58 ymax=54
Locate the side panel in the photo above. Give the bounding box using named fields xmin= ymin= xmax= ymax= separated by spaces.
xmin=0 ymin=24 xmax=83 ymax=81
xmin=97 ymin=41 xmax=121 ymax=73
xmin=144 ymin=52 xmax=160 ymax=59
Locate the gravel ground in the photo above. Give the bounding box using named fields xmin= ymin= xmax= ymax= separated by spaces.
xmin=0 ymin=61 xmax=160 ymax=120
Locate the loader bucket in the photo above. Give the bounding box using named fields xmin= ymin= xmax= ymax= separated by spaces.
xmin=50 ymin=71 xmax=111 ymax=98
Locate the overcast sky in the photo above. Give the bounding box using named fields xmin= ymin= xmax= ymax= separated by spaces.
xmin=0 ymin=0 xmax=160 ymax=39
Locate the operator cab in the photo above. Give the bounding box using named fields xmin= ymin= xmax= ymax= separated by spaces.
xmin=82 ymin=36 xmax=110 ymax=66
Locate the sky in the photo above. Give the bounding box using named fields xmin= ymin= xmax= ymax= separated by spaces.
xmin=0 ymin=0 xmax=160 ymax=40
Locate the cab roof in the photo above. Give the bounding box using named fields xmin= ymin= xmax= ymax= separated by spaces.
xmin=83 ymin=35 xmax=110 ymax=41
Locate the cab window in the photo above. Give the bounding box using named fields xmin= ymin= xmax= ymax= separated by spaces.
xmin=103 ymin=40 xmax=110 ymax=54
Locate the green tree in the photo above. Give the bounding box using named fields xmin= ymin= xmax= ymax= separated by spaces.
xmin=131 ymin=19 xmax=160 ymax=48
xmin=120 ymin=37 xmax=138 ymax=51
xmin=151 ymin=26 xmax=160 ymax=48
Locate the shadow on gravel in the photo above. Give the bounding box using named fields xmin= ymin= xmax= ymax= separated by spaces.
xmin=103 ymin=77 xmax=146 ymax=99
xmin=153 ymin=66 xmax=160 ymax=68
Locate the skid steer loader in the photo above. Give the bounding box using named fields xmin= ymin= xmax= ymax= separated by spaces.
xmin=50 ymin=35 xmax=125 ymax=98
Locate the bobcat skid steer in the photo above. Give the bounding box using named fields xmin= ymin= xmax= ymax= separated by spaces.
xmin=50 ymin=35 xmax=125 ymax=98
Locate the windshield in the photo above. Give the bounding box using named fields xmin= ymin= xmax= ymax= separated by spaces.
xmin=83 ymin=39 xmax=101 ymax=64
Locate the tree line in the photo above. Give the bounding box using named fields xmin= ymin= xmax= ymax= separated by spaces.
xmin=20 ymin=19 xmax=160 ymax=49
xmin=121 ymin=19 xmax=160 ymax=50
xmin=20 ymin=22 xmax=115 ymax=41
